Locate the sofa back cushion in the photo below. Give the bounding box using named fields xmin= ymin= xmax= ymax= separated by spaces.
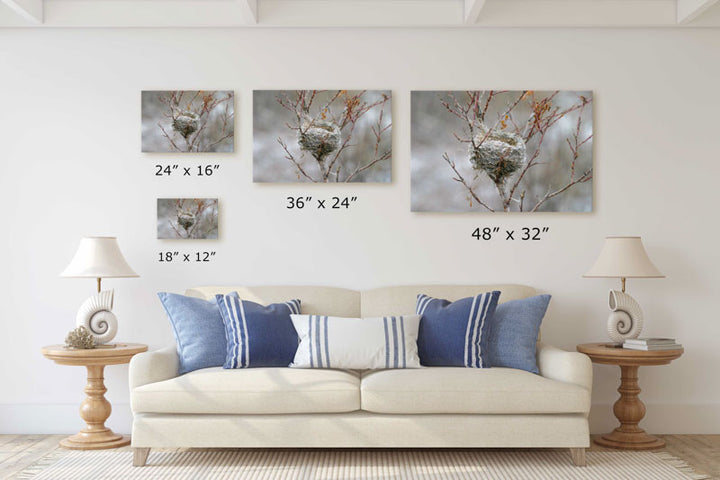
xmin=361 ymin=285 xmax=536 ymax=317
xmin=187 ymin=286 xmax=360 ymax=317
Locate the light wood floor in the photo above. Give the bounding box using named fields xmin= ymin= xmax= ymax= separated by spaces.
xmin=1 ymin=434 xmax=719 ymax=479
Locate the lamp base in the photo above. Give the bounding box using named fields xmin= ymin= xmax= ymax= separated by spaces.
xmin=76 ymin=290 xmax=118 ymax=345
xmin=607 ymin=290 xmax=644 ymax=343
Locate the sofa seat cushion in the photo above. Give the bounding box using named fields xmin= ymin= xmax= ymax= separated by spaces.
xmin=132 ymin=367 xmax=360 ymax=414
xmin=360 ymin=367 xmax=590 ymax=414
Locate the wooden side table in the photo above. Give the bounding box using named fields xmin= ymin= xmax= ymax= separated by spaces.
xmin=41 ymin=343 xmax=148 ymax=450
xmin=577 ymin=342 xmax=683 ymax=450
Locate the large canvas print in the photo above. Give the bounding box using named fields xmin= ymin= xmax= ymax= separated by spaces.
xmin=254 ymin=90 xmax=392 ymax=183
xmin=142 ymin=90 xmax=234 ymax=153
xmin=411 ymin=91 xmax=593 ymax=212
xmin=157 ymin=198 xmax=218 ymax=239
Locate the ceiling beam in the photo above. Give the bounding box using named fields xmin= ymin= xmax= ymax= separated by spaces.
xmin=464 ymin=0 xmax=487 ymax=24
xmin=1 ymin=0 xmax=42 ymax=23
xmin=258 ymin=0 xmax=459 ymax=26
xmin=677 ymin=0 xmax=719 ymax=23
xmin=237 ymin=0 xmax=257 ymax=24
xmin=0 ymin=0 xmax=704 ymax=28
xmin=475 ymin=0 xmax=675 ymax=26
xmin=35 ymin=0 xmax=262 ymax=27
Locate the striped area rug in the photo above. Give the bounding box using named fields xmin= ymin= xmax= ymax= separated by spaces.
xmin=17 ymin=449 xmax=708 ymax=480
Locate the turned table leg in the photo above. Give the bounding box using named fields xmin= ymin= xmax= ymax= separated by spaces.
xmin=594 ymin=365 xmax=665 ymax=450
xmin=60 ymin=365 xmax=130 ymax=450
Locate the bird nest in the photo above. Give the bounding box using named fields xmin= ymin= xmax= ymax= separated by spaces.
xmin=172 ymin=111 xmax=200 ymax=139
xmin=177 ymin=211 xmax=196 ymax=231
xmin=298 ymin=119 xmax=341 ymax=162
xmin=469 ymin=128 xmax=527 ymax=185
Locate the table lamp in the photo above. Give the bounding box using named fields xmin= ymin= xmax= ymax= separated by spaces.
xmin=61 ymin=237 xmax=138 ymax=346
xmin=583 ymin=236 xmax=664 ymax=344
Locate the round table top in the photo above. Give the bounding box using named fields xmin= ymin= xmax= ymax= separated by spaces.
xmin=577 ymin=342 xmax=683 ymax=366
xmin=41 ymin=343 xmax=148 ymax=366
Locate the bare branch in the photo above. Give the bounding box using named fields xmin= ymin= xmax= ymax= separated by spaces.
xmin=530 ymin=169 xmax=593 ymax=212
xmin=278 ymin=137 xmax=316 ymax=183
xmin=442 ymin=153 xmax=494 ymax=212
xmin=158 ymin=123 xmax=182 ymax=152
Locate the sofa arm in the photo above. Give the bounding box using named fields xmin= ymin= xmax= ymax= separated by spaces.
xmin=536 ymin=342 xmax=592 ymax=392
xmin=129 ymin=346 xmax=179 ymax=390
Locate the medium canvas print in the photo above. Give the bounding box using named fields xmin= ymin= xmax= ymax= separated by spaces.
xmin=142 ymin=90 xmax=234 ymax=153
xmin=157 ymin=198 xmax=218 ymax=240
xmin=411 ymin=91 xmax=593 ymax=212
xmin=254 ymin=90 xmax=392 ymax=183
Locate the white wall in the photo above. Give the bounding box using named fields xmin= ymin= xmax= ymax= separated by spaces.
xmin=1 ymin=27 xmax=719 ymax=435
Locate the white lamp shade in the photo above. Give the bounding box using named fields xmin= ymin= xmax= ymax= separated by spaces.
xmin=61 ymin=237 xmax=138 ymax=278
xmin=583 ymin=236 xmax=664 ymax=279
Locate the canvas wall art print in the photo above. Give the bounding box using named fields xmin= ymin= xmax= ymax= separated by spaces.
xmin=254 ymin=90 xmax=392 ymax=183
xmin=142 ymin=91 xmax=234 ymax=153
xmin=157 ymin=198 xmax=218 ymax=240
xmin=411 ymin=91 xmax=593 ymax=212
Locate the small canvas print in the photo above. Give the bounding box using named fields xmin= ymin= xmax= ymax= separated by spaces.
xmin=254 ymin=90 xmax=392 ymax=183
xmin=412 ymin=91 xmax=593 ymax=212
xmin=157 ymin=199 xmax=218 ymax=240
xmin=142 ymin=90 xmax=234 ymax=153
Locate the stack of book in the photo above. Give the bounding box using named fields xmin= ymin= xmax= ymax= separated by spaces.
xmin=623 ymin=338 xmax=682 ymax=351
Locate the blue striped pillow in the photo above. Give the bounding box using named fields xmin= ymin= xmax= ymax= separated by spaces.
xmin=289 ymin=314 xmax=422 ymax=369
xmin=215 ymin=292 xmax=301 ymax=368
xmin=416 ymin=291 xmax=501 ymax=367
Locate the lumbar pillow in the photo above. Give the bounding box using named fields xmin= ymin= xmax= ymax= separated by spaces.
xmin=486 ymin=294 xmax=551 ymax=374
xmin=416 ymin=291 xmax=501 ymax=367
xmin=216 ymin=292 xmax=301 ymax=368
xmin=157 ymin=292 xmax=227 ymax=375
xmin=290 ymin=314 xmax=422 ymax=369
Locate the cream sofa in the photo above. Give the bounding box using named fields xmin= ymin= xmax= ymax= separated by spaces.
xmin=129 ymin=284 xmax=592 ymax=467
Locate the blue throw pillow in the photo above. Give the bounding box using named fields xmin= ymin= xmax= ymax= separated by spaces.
xmin=216 ymin=292 xmax=301 ymax=368
xmin=486 ymin=294 xmax=551 ymax=374
xmin=158 ymin=292 xmax=227 ymax=375
xmin=416 ymin=291 xmax=501 ymax=367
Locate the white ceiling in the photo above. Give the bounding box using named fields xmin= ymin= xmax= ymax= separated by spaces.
xmin=1 ymin=0 xmax=719 ymax=27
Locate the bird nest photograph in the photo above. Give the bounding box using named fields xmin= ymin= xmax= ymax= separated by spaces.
xmin=142 ymin=90 xmax=234 ymax=153
xmin=157 ymin=198 xmax=219 ymax=240
xmin=411 ymin=90 xmax=593 ymax=212
xmin=254 ymin=90 xmax=392 ymax=183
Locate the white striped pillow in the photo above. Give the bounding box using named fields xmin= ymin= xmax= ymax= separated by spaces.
xmin=290 ymin=314 xmax=422 ymax=369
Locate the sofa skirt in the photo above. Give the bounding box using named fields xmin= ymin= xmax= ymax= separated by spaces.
xmin=131 ymin=412 xmax=589 ymax=449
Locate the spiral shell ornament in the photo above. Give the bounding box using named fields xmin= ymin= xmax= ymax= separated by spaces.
xmin=76 ymin=290 xmax=118 ymax=345
xmin=606 ymin=290 xmax=644 ymax=343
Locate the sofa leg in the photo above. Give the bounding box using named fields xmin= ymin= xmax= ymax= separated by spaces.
xmin=133 ymin=448 xmax=150 ymax=467
xmin=569 ymin=448 xmax=586 ymax=466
